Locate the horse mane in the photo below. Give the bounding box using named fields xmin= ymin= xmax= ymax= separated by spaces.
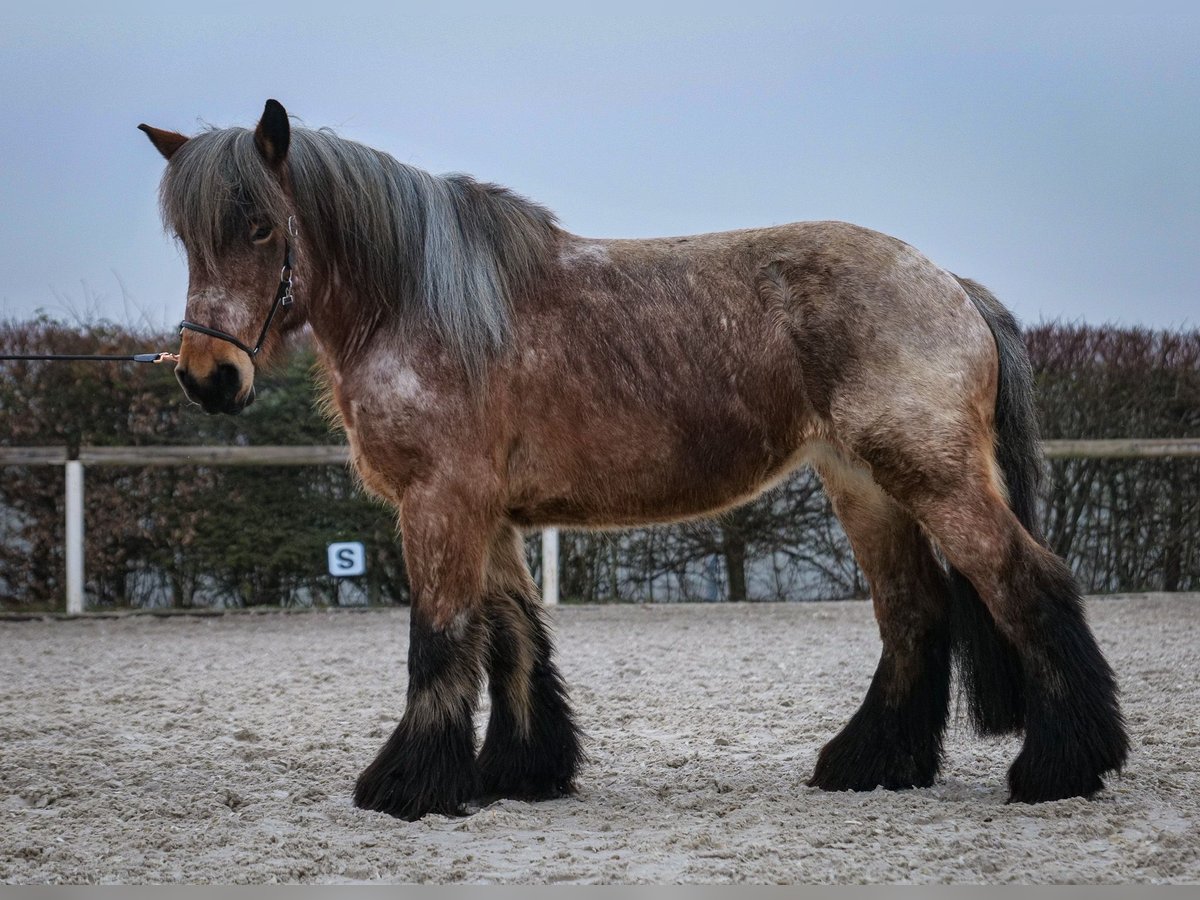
xmin=158 ymin=124 xmax=560 ymax=373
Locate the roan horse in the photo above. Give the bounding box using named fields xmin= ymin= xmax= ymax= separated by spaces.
xmin=140 ymin=100 xmax=1128 ymax=820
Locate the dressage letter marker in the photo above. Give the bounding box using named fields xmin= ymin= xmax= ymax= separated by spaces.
xmin=327 ymin=542 xmax=366 ymax=577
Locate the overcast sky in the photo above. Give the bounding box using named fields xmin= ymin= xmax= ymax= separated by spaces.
xmin=1 ymin=9 xmax=1196 ymax=331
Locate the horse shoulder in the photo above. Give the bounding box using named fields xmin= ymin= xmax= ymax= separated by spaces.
xmin=329 ymin=351 xmax=475 ymax=505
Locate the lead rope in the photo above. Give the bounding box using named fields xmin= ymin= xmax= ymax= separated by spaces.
xmin=0 ymin=215 xmax=300 ymax=367
xmin=0 ymin=351 xmax=178 ymax=364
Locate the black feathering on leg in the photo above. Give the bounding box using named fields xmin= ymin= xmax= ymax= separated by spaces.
xmin=353 ymin=614 xmax=482 ymax=821
xmin=353 ymin=701 xmax=479 ymax=820
xmin=948 ymin=566 xmax=1026 ymax=735
xmin=1004 ymin=554 xmax=1128 ymax=804
xmin=808 ymin=620 xmax=951 ymax=792
xmin=477 ymin=592 xmax=585 ymax=804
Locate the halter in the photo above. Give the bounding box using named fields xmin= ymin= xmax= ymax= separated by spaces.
xmin=178 ymin=216 xmax=297 ymax=359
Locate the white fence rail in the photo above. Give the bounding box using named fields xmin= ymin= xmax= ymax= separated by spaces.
xmin=3 ymin=439 xmax=1199 ymax=613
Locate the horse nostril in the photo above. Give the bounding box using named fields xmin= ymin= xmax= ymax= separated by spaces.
xmin=214 ymin=363 xmax=243 ymax=394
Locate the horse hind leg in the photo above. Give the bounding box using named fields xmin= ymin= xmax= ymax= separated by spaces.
xmin=807 ymin=446 xmax=953 ymax=792
xmin=858 ymin=435 xmax=1128 ymax=802
xmin=476 ymin=525 xmax=584 ymax=803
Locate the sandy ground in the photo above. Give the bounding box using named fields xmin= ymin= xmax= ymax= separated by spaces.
xmin=1 ymin=596 xmax=1198 ymax=884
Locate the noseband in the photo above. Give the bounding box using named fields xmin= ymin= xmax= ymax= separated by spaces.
xmin=178 ymin=217 xmax=297 ymax=359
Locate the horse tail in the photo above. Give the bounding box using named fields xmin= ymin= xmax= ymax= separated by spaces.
xmin=947 ymin=275 xmax=1042 ymax=735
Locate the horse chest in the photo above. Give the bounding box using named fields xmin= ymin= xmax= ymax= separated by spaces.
xmin=338 ymin=393 xmax=433 ymax=505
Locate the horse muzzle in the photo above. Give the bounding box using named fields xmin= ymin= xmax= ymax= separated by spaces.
xmin=176 ymin=362 xmax=256 ymax=415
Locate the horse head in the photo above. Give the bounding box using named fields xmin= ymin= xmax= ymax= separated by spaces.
xmin=139 ymin=99 xmax=302 ymax=414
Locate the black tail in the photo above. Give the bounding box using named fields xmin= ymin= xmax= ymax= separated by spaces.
xmin=949 ymin=276 xmax=1042 ymax=735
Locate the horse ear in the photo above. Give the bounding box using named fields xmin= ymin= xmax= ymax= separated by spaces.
xmin=255 ymin=99 xmax=291 ymax=168
xmin=137 ymin=124 xmax=188 ymax=161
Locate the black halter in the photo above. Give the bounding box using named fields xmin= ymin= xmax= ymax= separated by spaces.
xmin=178 ymin=218 xmax=296 ymax=359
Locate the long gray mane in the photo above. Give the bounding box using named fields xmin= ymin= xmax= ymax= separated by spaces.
xmin=158 ymin=125 xmax=560 ymax=372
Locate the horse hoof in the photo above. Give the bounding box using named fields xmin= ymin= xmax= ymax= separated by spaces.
xmin=1006 ymin=749 xmax=1106 ymax=803
xmin=353 ymin=780 xmax=473 ymax=821
xmin=807 ymin=732 xmax=938 ymax=793
xmin=353 ymin=762 xmax=478 ymax=821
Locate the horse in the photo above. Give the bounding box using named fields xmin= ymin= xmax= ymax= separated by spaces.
xmin=139 ymin=99 xmax=1128 ymax=820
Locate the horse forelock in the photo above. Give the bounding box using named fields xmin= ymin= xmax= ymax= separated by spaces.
xmin=158 ymin=128 xmax=290 ymax=273
xmin=158 ymin=124 xmax=560 ymax=375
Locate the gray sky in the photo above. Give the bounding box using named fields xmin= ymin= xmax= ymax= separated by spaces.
xmin=1 ymin=8 xmax=1197 ymax=331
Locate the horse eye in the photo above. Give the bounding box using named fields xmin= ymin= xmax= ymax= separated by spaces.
xmin=250 ymin=224 xmax=273 ymax=243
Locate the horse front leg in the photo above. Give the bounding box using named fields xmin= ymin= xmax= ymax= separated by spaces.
xmin=353 ymin=487 xmax=489 ymax=821
xmin=476 ymin=525 xmax=584 ymax=803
